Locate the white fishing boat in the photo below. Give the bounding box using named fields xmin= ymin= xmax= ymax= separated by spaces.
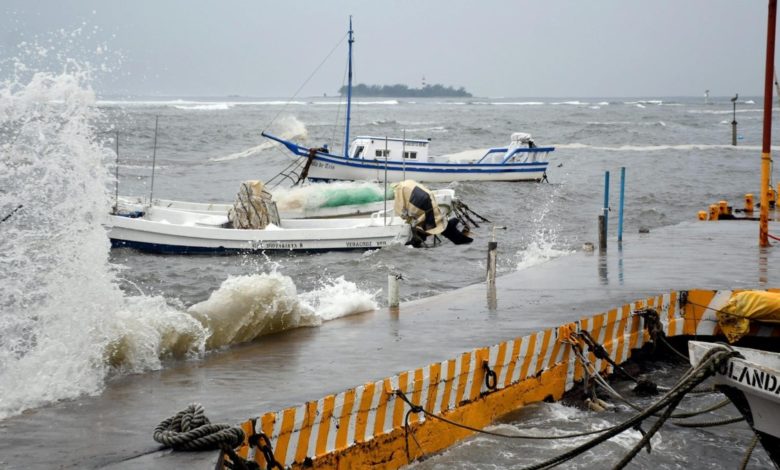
xmin=109 ymin=180 xmax=469 ymax=254
xmin=108 ymin=207 xmax=411 ymax=254
xmin=688 ymin=341 xmax=780 ymax=464
xmin=261 ymin=19 xmax=554 ymax=184
xmin=116 ymin=188 xmax=455 ymax=220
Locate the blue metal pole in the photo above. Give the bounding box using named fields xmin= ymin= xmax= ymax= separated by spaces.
xmin=343 ymin=16 xmax=354 ymax=158
xmin=603 ymin=170 xmax=610 ymax=237
xmin=618 ymin=167 xmax=626 ymax=242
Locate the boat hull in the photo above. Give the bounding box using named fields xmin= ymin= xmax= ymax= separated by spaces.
xmin=107 ymin=214 xmax=411 ymax=254
xmin=689 ymin=341 xmax=780 ymax=465
xmin=305 ymin=155 xmax=548 ymax=183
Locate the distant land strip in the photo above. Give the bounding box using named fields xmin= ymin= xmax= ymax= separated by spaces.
xmin=338 ymin=83 xmax=472 ymax=97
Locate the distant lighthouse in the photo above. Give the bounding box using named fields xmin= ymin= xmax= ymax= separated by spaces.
xmin=422 ymin=76 xmax=427 ymax=88
xmin=704 ymin=89 xmax=710 ymax=105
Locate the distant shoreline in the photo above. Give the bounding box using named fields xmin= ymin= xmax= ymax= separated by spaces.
xmin=338 ymin=83 xmax=472 ymax=98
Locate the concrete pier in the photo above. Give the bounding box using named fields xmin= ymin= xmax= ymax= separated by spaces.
xmin=2 ymin=221 xmax=780 ymax=469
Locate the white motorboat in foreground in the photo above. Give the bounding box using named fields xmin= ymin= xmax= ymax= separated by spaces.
xmin=109 ymin=180 xmax=468 ymax=254
xmin=108 ymin=207 xmax=411 ymax=254
xmin=116 ymin=188 xmax=455 ymax=220
xmin=688 ymin=341 xmax=780 ymax=464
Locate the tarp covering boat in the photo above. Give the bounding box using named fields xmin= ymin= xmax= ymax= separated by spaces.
xmin=393 ymin=180 xmax=444 ymax=235
xmin=227 ymin=181 xmax=280 ymax=229
xmin=717 ymin=290 xmax=780 ymax=342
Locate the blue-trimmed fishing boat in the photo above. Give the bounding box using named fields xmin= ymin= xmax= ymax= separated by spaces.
xmin=262 ymin=19 xmax=554 ymax=184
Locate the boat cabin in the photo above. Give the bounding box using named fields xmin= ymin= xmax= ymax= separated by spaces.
xmin=348 ymin=136 xmax=431 ymax=161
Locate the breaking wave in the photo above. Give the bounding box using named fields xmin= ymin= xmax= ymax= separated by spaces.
xmin=211 ymin=115 xmax=308 ymax=161
xmin=0 ymin=59 xmax=375 ymax=420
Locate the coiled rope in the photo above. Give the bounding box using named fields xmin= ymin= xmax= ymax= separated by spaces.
xmin=153 ymin=403 xmax=245 ymax=451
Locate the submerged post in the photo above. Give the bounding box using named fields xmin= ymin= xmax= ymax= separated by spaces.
xmin=618 ymin=167 xmax=626 ymax=242
xmin=387 ymin=272 xmax=400 ymax=308
xmin=760 ymin=0 xmax=777 ymax=247
xmin=598 ymin=215 xmax=607 ymax=252
xmin=603 ymin=170 xmax=610 ymax=241
xmin=486 ymin=226 xmax=503 ymax=285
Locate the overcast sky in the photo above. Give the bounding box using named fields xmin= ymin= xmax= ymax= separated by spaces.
xmin=0 ymin=1 xmax=773 ymax=98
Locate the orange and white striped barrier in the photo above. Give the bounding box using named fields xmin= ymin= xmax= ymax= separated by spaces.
xmin=230 ymin=289 xmax=780 ymax=469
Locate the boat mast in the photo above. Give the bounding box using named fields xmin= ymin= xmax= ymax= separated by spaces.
xmin=760 ymin=0 xmax=777 ymax=247
xmin=344 ymin=16 xmax=354 ymax=158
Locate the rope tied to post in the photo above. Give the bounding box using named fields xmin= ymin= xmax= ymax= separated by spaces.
xmin=153 ymin=403 xmax=245 ymax=451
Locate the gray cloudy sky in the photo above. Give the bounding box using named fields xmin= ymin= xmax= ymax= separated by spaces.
xmin=0 ymin=1 xmax=772 ymax=98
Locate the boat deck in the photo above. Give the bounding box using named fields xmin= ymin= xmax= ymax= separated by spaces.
xmin=3 ymin=220 xmax=780 ymax=469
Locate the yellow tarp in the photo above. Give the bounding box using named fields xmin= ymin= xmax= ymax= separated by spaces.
xmin=717 ymin=290 xmax=780 ymax=342
xmin=393 ymin=180 xmax=444 ymax=235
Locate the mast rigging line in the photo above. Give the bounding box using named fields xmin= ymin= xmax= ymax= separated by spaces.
xmin=259 ymin=32 xmax=348 ymax=136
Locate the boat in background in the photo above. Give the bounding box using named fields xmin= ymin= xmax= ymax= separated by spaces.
xmin=261 ymin=19 xmax=554 ymax=183
xmin=263 ymin=132 xmax=554 ymax=183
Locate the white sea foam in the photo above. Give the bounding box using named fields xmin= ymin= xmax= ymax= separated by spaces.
xmin=210 ymin=115 xmax=308 ymax=161
xmin=173 ymin=103 xmax=233 ymax=111
xmin=0 ymin=58 xmax=377 ymax=419
xmin=555 ymin=143 xmax=767 ymax=151
xmin=97 ymin=99 xmax=308 ymax=107
xmin=492 ymin=101 xmax=545 ymax=106
xmin=298 ymin=276 xmax=378 ymax=321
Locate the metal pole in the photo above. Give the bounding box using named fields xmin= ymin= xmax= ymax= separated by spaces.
xmin=343 ymin=16 xmax=354 ymax=158
xmin=114 ymin=129 xmax=120 ymax=214
xmin=149 ymin=116 xmax=159 ymax=205
xmin=761 ymin=0 xmax=777 ymax=247
xmin=384 ymin=136 xmax=388 ymax=226
xmin=618 ymin=167 xmax=625 ymax=242
xmin=401 ymin=129 xmax=407 ymax=181
xmin=603 ymin=170 xmax=610 ymax=237
xmin=731 ymin=94 xmax=738 ymax=146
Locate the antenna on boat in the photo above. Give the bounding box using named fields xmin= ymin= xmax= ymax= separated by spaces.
xmin=401 ymin=129 xmax=407 ymax=181
xmin=113 ymin=129 xmax=120 ymax=214
xmin=384 ymin=136 xmax=389 ymax=226
xmin=149 ymin=115 xmax=159 ymax=206
xmin=343 ymin=16 xmax=354 ymax=158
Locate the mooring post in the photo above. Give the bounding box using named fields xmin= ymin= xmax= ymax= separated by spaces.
xmin=486 ymin=226 xmax=504 ymax=285
xmin=598 ymin=214 xmax=607 ymax=252
xmin=618 ymin=167 xmax=625 ymax=242
xmin=387 ymin=272 xmax=401 ymax=308
xmin=603 ymin=170 xmax=610 ymax=232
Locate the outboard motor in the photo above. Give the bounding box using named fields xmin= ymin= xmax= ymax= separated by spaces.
xmin=393 ymin=180 xmax=473 ymax=246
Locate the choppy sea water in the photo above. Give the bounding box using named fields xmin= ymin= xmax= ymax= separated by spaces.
xmin=1 ymin=62 xmax=778 ymax=468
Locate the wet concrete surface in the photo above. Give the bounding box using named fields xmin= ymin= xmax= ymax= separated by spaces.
xmin=2 ymin=221 xmax=779 ymax=469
